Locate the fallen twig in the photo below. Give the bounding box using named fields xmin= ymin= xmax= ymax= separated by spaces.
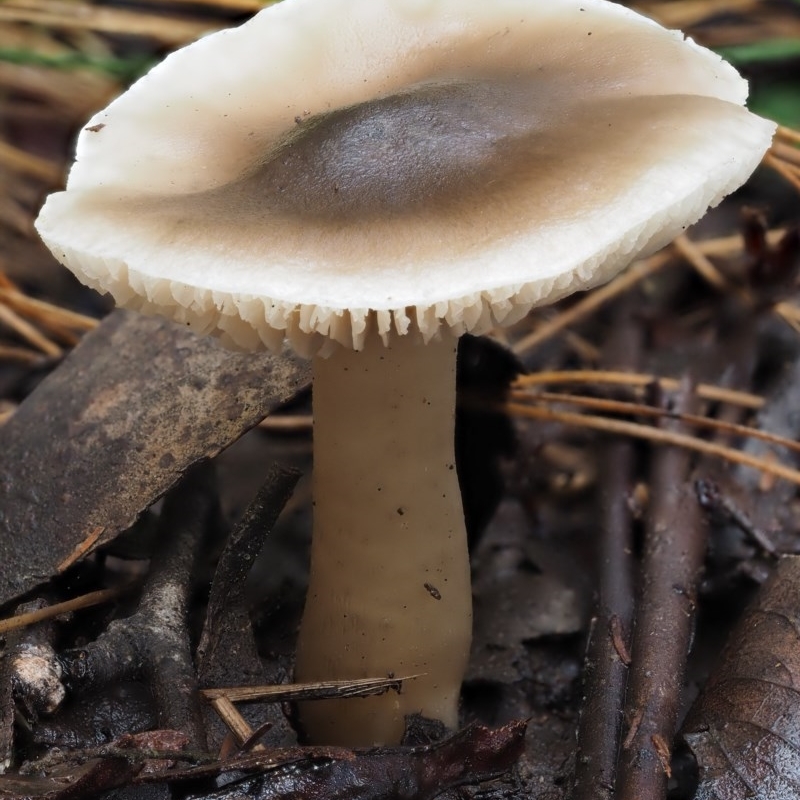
xmin=573 ymin=307 xmax=638 ymax=800
xmin=617 ymin=383 xmax=707 ymax=800
xmin=57 ymin=465 xmax=217 ymax=750
xmin=197 ymin=462 xmax=301 ymax=750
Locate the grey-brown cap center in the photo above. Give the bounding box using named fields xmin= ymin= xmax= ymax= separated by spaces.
xmin=241 ymin=80 xmax=540 ymax=220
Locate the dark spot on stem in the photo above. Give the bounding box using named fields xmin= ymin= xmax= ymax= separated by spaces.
xmin=424 ymin=583 xmax=442 ymax=600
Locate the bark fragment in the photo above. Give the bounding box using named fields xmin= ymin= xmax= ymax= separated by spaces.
xmin=0 ymin=309 xmax=309 ymax=607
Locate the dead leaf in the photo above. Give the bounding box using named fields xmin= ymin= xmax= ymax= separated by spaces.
xmin=0 ymin=722 xmax=526 ymax=800
xmin=0 ymin=310 xmax=309 ymax=607
xmin=0 ymin=730 xmax=193 ymax=799
xmin=172 ymin=720 xmax=528 ymax=800
xmin=0 ymin=757 xmax=135 ymax=800
xmin=683 ymin=555 xmax=800 ymax=799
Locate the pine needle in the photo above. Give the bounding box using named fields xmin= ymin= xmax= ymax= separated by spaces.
xmin=511 ymin=389 xmax=800 ymax=456
xmin=506 ymin=401 xmax=800 ymax=487
xmin=0 ymin=585 xmax=129 ymax=635
xmin=514 ymin=370 xmax=764 ymax=409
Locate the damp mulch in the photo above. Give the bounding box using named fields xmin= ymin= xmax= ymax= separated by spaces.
xmin=2 ymin=2 xmax=800 ymax=799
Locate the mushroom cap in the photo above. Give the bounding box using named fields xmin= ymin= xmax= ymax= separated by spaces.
xmin=36 ymin=0 xmax=775 ymax=354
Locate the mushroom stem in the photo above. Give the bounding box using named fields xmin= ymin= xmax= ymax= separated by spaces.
xmin=295 ymin=330 xmax=472 ymax=746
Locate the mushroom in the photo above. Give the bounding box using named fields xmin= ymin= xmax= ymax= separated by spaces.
xmin=36 ymin=0 xmax=774 ymax=746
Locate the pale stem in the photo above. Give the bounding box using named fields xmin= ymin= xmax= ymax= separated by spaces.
xmin=295 ymin=331 xmax=472 ymax=746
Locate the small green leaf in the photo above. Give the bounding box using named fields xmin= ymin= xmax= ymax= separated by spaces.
xmin=748 ymin=80 xmax=800 ymax=128
xmin=715 ymin=38 xmax=800 ymax=66
xmin=0 ymin=48 xmax=154 ymax=83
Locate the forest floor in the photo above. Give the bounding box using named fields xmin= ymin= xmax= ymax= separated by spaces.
xmin=1 ymin=1 xmax=800 ymax=799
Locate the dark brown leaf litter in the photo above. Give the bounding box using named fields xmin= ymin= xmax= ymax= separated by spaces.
xmin=197 ymin=463 xmax=302 ymax=751
xmin=0 ymin=720 xmax=527 ymax=800
xmin=0 ymin=309 xmax=309 ymax=606
xmin=51 ymin=466 xmax=217 ymax=750
xmin=3 ymin=222 xmax=800 ymax=800
xmin=1 ymin=12 xmax=800 ymax=798
xmin=0 ymin=304 xmax=529 ymax=800
xmin=683 ymin=556 xmax=800 ymax=800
